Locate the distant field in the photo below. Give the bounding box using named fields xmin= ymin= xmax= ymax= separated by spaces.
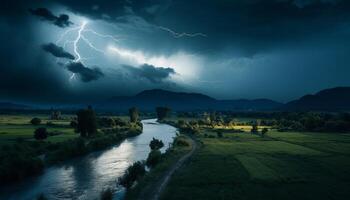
xmin=0 ymin=114 xmax=77 ymax=145
xmin=161 ymin=129 xmax=350 ymax=200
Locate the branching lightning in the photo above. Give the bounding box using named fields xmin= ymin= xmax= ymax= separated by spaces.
xmin=158 ymin=26 xmax=207 ymax=38
xmin=55 ymin=20 xmax=121 ymax=81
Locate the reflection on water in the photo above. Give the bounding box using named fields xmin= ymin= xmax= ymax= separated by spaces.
xmin=0 ymin=119 xmax=177 ymax=200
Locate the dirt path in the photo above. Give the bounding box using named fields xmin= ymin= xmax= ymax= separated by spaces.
xmin=138 ymin=136 xmax=198 ymax=200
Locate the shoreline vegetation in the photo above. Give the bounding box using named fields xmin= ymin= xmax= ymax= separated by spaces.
xmin=0 ymin=108 xmax=143 ymax=186
xmin=122 ymin=134 xmax=193 ymax=200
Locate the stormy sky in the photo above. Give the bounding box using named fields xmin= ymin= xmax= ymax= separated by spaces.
xmin=1 ymin=0 xmax=350 ymax=103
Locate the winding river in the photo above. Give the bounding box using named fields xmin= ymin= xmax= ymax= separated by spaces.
xmin=0 ymin=119 xmax=177 ymax=200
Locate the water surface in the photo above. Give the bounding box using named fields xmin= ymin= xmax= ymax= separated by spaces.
xmin=0 ymin=119 xmax=177 ymax=200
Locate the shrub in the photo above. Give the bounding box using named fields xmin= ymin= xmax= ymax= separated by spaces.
xmin=174 ymin=137 xmax=190 ymax=146
xmin=118 ymin=161 xmax=146 ymax=189
xmin=100 ymin=188 xmax=113 ymax=200
xmin=149 ymin=138 xmax=164 ymax=150
xmin=98 ymin=117 xmax=116 ymax=128
xmin=261 ymin=128 xmax=268 ymax=137
xmin=34 ymin=128 xmax=48 ymax=140
xmin=114 ymin=118 xmax=127 ymax=126
xmin=30 ymin=117 xmax=41 ymax=125
xmin=0 ymin=147 xmax=44 ymax=184
xmin=70 ymin=120 xmax=78 ymax=128
xmin=146 ymin=150 xmax=162 ymax=167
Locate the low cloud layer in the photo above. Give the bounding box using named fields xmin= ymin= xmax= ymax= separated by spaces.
xmin=66 ymin=62 xmax=104 ymax=82
xmin=123 ymin=64 xmax=175 ymax=83
xmin=42 ymin=43 xmax=75 ymax=60
xmin=29 ymin=8 xmax=72 ymax=28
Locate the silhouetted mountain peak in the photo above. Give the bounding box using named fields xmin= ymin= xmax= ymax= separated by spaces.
xmin=285 ymin=87 xmax=350 ymax=111
xmin=102 ymin=89 xmax=281 ymax=111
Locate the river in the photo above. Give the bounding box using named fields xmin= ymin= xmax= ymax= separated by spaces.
xmin=0 ymin=119 xmax=177 ymax=200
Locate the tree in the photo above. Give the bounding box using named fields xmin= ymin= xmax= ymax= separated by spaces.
xmin=156 ymin=107 xmax=171 ymax=121
xmin=34 ymin=128 xmax=48 ymax=140
xmin=149 ymin=138 xmax=164 ymax=150
xmin=129 ymin=107 xmax=139 ymax=123
xmin=118 ymin=161 xmax=146 ymax=189
xmin=261 ymin=128 xmax=268 ymax=137
xmin=30 ymin=117 xmax=41 ymax=125
xmin=146 ymin=150 xmax=162 ymax=167
xmin=76 ymin=106 xmax=97 ymax=137
xmin=251 ymin=123 xmax=258 ymax=133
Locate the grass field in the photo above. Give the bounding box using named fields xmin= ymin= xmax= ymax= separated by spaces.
xmin=0 ymin=114 xmax=76 ymax=145
xmin=161 ymin=129 xmax=350 ymax=200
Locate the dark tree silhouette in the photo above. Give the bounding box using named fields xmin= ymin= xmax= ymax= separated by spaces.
xmin=251 ymin=123 xmax=258 ymax=133
xmin=34 ymin=127 xmax=48 ymax=140
xmin=129 ymin=107 xmax=139 ymax=123
xmin=146 ymin=150 xmax=162 ymax=167
xmin=261 ymin=127 xmax=268 ymax=137
xmin=156 ymin=107 xmax=171 ymax=120
xmin=30 ymin=117 xmax=41 ymax=125
xmin=76 ymin=106 xmax=97 ymax=137
xmin=149 ymin=138 xmax=164 ymax=150
xmin=118 ymin=161 xmax=146 ymax=189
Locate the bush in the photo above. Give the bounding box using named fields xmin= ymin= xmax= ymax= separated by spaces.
xmin=70 ymin=120 xmax=78 ymax=128
xmin=149 ymin=138 xmax=164 ymax=150
xmin=261 ymin=128 xmax=268 ymax=137
xmin=34 ymin=128 xmax=48 ymax=140
xmin=30 ymin=117 xmax=41 ymax=125
xmin=100 ymin=188 xmax=113 ymax=200
xmin=98 ymin=117 xmax=116 ymax=128
xmin=174 ymin=137 xmax=190 ymax=146
xmin=146 ymin=150 xmax=162 ymax=167
xmin=0 ymin=147 xmax=44 ymax=184
xmin=118 ymin=161 xmax=146 ymax=189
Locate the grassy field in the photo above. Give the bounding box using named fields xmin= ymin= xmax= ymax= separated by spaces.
xmin=161 ymin=128 xmax=350 ymax=200
xmin=0 ymin=114 xmax=76 ymax=145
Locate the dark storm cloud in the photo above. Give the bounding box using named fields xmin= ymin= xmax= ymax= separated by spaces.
xmin=66 ymin=62 xmax=104 ymax=82
xmin=42 ymin=43 xmax=75 ymax=60
xmin=29 ymin=8 xmax=73 ymax=28
xmin=52 ymin=0 xmax=350 ymax=57
xmin=123 ymin=64 xmax=175 ymax=83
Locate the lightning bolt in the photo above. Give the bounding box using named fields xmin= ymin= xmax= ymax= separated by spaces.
xmin=158 ymin=26 xmax=207 ymax=38
xmin=55 ymin=20 xmax=121 ymax=81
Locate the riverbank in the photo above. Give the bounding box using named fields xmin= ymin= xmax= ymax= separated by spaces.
xmin=0 ymin=114 xmax=142 ymax=185
xmin=0 ymin=119 xmax=177 ymax=200
xmin=124 ymin=134 xmax=195 ymax=200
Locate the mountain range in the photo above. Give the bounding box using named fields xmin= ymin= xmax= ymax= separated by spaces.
xmin=1 ymin=87 xmax=350 ymax=111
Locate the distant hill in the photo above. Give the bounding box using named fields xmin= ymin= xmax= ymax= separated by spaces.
xmin=98 ymin=89 xmax=282 ymax=111
xmin=0 ymin=102 xmax=30 ymax=110
xmin=285 ymin=87 xmax=350 ymax=111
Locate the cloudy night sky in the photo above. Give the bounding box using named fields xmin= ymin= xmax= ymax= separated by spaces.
xmin=1 ymin=0 xmax=350 ymax=103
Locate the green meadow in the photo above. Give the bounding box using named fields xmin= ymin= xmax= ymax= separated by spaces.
xmin=161 ymin=129 xmax=350 ymax=200
xmin=0 ymin=114 xmax=77 ymax=145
